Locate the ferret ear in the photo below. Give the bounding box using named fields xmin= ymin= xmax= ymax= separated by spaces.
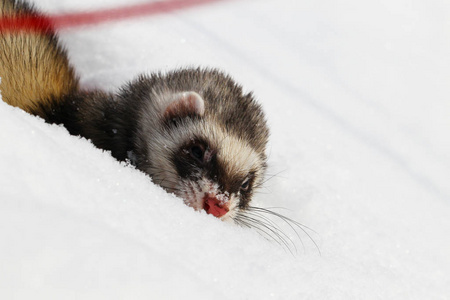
xmin=163 ymin=91 xmax=205 ymax=120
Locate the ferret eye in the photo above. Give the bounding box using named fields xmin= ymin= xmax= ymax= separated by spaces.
xmin=189 ymin=145 xmax=204 ymax=162
xmin=241 ymin=178 xmax=250 ymax=191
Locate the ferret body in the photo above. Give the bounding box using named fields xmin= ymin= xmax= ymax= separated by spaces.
xmin=0 ymin=0 xmax=269 ymax=221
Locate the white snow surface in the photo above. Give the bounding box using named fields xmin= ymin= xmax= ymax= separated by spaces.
xmin=1 ymin=0 xmax=450 ymax=299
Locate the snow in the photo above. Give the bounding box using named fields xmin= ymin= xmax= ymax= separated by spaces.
xmin=1 ymin=0 xmax=450 ymax=298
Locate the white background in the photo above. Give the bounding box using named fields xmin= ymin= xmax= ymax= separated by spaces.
xmin=1 ymin=0 xmax=449 ymax=298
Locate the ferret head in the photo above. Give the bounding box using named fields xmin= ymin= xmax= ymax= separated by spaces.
xmin=131 ymin=69 xmax=269 ymax=221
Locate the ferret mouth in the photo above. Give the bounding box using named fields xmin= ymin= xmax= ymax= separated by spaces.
xmin=178 ymin=180 xmax=235 ymax=220
xmin=203 ymin=196 xmax=229 ymax=218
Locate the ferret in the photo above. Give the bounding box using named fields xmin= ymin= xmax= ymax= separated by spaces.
xmin=0 ymin=0 xmax=269 ymax=222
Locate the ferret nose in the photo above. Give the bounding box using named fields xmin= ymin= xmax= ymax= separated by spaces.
xmin=203 ymin=196 xmax=229 ymax=218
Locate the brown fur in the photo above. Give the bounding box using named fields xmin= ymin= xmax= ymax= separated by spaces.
xmin=0 ymin=0 xmax=78 ymax=113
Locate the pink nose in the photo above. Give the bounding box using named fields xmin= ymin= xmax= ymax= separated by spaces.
xmin=203 ymin=197 xmax=229 ymax=218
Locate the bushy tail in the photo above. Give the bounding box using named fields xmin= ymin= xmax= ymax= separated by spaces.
xmin=0 ymin=0 xmax=78 ymax=114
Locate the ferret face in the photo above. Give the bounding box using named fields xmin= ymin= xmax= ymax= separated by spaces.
xmin=133 ymin=70 xmax=269 ymax=221
xmin=146 ymin=116 xmax=265 ymax=221
xmin=135 ymin=88 xmax=267 ymax=221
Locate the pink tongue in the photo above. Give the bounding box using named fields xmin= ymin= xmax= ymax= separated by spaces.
xmin=203 ymin=198 xmax=229 ymax=218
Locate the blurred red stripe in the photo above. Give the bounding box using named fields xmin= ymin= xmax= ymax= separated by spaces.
xmin=0 ymin=15 xmax=53 ymax=33
xmin=0 ymin=0 xmax=219 ymax=32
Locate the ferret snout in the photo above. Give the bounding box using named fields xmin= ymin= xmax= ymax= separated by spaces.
xmin=202 ymin=194 xmax=230 ymax=218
